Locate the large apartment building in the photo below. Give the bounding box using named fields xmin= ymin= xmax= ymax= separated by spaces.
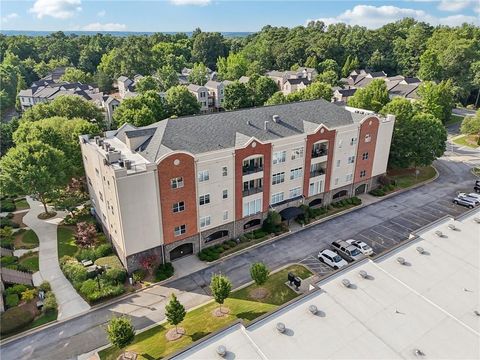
xmin=80 ymin=99 xmax=395 ymax=272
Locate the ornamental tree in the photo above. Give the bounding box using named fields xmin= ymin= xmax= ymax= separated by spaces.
xmin=165 ymin=293 xmax=186 ymax=334
xmin=250 ymin=262 xmax=270 ymax=286
xmin=0 ymin=141 xmax=67 ymax=215
xmin=75 ymin=222 xmax=97 ymax=248
xmin=140 ymin=255 xmax=156 ymax=275
xmin=106 ymin=316 xmax=135 ymax=352
xmin=210 ymin=274 xmax=232 ymax=313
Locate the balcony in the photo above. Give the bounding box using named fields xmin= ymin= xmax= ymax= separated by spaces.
xmin=243 ymin=164 xmax=263 ymax=175
xmin=242 ymin=187 xmax=263 ymax=197
xmin=311 ymin=147 xmax=328 ymax=158
xmin=310 ymin=169 xmax=325 ymax=178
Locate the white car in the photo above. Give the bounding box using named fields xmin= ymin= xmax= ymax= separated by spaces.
xmin=346 ymin=239 xmax=374 ymax=256
xmin=459 ymin=192 xmax=480 ymax=202
xmin=318 ymin=249 xmax=348 ymax=270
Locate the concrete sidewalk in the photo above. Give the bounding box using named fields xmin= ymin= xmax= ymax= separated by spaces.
xmin=22 ymin=197 xmax=90 ymax=320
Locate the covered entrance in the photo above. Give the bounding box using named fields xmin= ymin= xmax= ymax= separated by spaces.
xmin=170 ymin=243 xmax=193 ymax=261
xmin=279 ymin=207 xmax=305 ymax=225
xmin=355 ymin=184 xmax=367 ymax=195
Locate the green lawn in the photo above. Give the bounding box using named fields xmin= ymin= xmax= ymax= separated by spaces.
xmin=19 ymin=252 xmax=39 ymax=272
xmin=445 ymin=114 xmax=464 ymax=126
xmin=388 ymin=166 xmax=437 ymax=189
xmin=99 ymin=264 xmax=311 ymax=360
xmin=57 ymin=226 xmax=78 ymax=258
xmin=453 ymin=134 xmax=479 ymax=148
xmin=14 ymin=198 xmax=30 ymax=211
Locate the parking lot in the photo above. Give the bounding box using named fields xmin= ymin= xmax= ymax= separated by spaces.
xmin=300 ymin=198 xmax=469 ymax=277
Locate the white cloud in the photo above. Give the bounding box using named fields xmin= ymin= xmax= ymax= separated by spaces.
xmin=30 ymin=0 xmax=82 ymax=20
xmin=438 ymin=0 xmax=472 ymax=12
xmin=97 ymin=10 xmax=106 ymax=18
xmin=82 ymin=22 xmax=127 ymax=32
xmin=1 ymin=13 xmax=19 ymax=23
xmin=169 ymin=0 xmax=211 ymax=6
xmin=307 ymin=5 xmax=479 ymax=29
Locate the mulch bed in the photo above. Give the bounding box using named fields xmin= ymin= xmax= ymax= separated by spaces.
xmin=165 ymin=327 xmax=185 ymax=341
xmin=11 ymin=211 xmax=28 ymax=228
xmin=38 ymin=212 xmax=56 ymax=220
xmin=249 ymin=287 xmax=270 ymax=300
xmin=211 ymin=307 xmax=230 ymax=317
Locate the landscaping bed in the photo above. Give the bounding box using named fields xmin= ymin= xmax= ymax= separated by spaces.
xmin=14 ymin=229 xmax=39 ymax=249
xmin=99 ymin=264 xmax=310 ymax=360
xmin=453 ymin=134 xmax=479 ymax=148
xmin=0 ymin=251 xmax=38 ymax=272
xmin=370 ymin=166 xmax=437 ymax=197
xmin=0 ymin=282 xmax=57 ymax=338
xmin=296 ymin=196 xmax=362 ymax=225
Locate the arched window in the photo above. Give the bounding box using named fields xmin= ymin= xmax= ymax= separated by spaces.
xmin=333 ymin=190 xmax=348 ymax=199
xmin=204 ymin=230 xmax=229 ymax=243
xmin=244 ymin=219 xmax=261 ymax=229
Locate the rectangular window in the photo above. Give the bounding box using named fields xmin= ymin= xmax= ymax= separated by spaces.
xmin=289 ymin=187 xmax=302 ymax=198
xmin=171 ymin=177 xmax=184 ymax=189
xmin=360 ymin=170 xmax=367 ymax=178
xmin=334 ymin=178 xmax=339 ymax=185
xmin=291 ymin=147 xmax=304 ymax=160
xmin=222 ymin=189 xmax=228 ymax=199
xmin=365 ymin=134 xmax=371 ymax=143
xmin=346 ymin=174 xmax=353 ymax=182
xmin=350 ymin=137 xmax=357 ymax=145
xmin=87 ymin=176 xmax=92 ymax=186
xmin=290 ymin=167 xmax=303 ymax=180
xmin=338 ymin=139 xmax=343 ymax=148
xmin=198 ymin=170 xmax=209 ymax=182
xmin=308 ymin=180 xmax=323 ymax=196
xmin=223 ymin=211 xmax=228 ymax=221
xmin=336 ymin=160 xmax=341 ymax=167
xmin=272 ymin=172 xmax=285 ymax=185
xmin=95 ymin=168 xmax=100 ymax=177
xmin=199 ymin=194 xmax=210 ymax=205
xmin=222 ymin=166 xmax=228 ymax=176
xmin=362 ymin=152 xmax=369 ymax=160
xmin=272 ymin=150 xmax=286 ymax=164
xmin=348 ymin=156 xmax=355 ymax=164
xmin=174 ymin=225 xmax=186 ymax=236
xmin=172 ymin=201 xmax=185 ymax=213
xmin=99 ymin=191 xmax=103 ymax=202
xmin=200 ymin=216 xmax=211 ymax=228
xmin=271 ymin=192 xmax=284 ymax=205
xmin=243 ymin=198 xmax=262 ymax=217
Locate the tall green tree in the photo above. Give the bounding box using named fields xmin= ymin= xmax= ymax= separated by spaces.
xmin=265 ymin=91 xmax=287 ymax=105
xmin=192 ymin=32 xmax=228 ymax=69
xmin=224 ymin=82 xmax=254 ymax=110
xmin=60 ymin=67 xmax=93 ymax=83
xmin=156 ymin=65 xmax=179 ymax=92
xmin=418 ymin=50 xmax=442 ymax=81
xmin=0 ymin=141 xmax=68 ymax=214
xmin=416 ymin=80 xmax=455 ymax=124
xmin=0 ymin=118 xmax=19 ymax=156
xmin=135 ymin=76 xmax=160 ymax=94
xmin=106 ymin=316 xmax=135 ymax=354
xmin=114 ymin=90 xmax=170 ymax=127
xmin=165 ymin=85 xmax=201 ymax=117
xmin=217 ymin=53 xmax=249 ymax=81
xmin=21 ymin=95 xmax=105 ymax=129
xmin=460 ymin=111 xmax=480 ymax=136
xmin=188 ymin=63 xmax=209 ymax=86
xmin=210 ymin=274 xmax=231 ymax=314
xmin=248 ymin=75 xmax=278 ymax=106
xmin=347 ymin=79 xmax=390 ymax=112
xmin=165 ymin=294 xmax=186 ymax=334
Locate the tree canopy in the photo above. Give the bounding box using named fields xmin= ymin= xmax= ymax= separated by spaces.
xmin=60 ymin=67 xmax=93 ymax=83
xmin=416 ymin=80 xmax=455 ymax=124
xmin=165 ymin=85 xmax=201 ymax=116
xmin=165 ymin=294 xmax=186 ymax=334
xmin=106 ymin=316 xmax=135 ymax=350
xmin=113 ymin=90 xmax=169 ymax=127
xmin=460 ymin=111 xmax=480 ymax=135
xmin=347 ymin=79 xmax=390 ymax=112
xmin=135 ymin=75 xmax=160 ymax=93
xmin=188 ymin=63 xmax=209 ymax=86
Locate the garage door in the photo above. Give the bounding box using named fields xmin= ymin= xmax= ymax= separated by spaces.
xmin=355 ymin=184 xmax=367 ymax=195
xmin=170 ymin=243 xmax=193 ymax=261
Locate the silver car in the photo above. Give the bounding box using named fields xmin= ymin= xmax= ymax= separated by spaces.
xmin=453 ymin=194 xmax=479 ymax=209
xmin=346 ymin=239 xmax=374 ymax=256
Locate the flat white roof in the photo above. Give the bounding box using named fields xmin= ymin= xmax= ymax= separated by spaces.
xmin=171 ymin=209 xmax=480 ymax=360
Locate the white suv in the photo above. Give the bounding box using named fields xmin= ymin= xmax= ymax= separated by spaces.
xmin=346 ymin=239 xmax=373 ymax=256
xmin=318 ymin=249 xmax=348 ymax=269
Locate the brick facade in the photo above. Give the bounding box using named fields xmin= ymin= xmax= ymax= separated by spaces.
xmin=354 ymin=117 xmax=379 ymax=184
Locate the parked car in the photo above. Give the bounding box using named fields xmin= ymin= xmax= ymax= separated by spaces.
xmin=453 ymin=194 xmax=479 ymax=208
xmin=346 ymin=239 xmax=373 ymax=256
xmin=458 ymin=192 xmax=480 ymax=202
xmin=474 ymin=180 xmax=480 ymax=193
xmin=318 ymin=249 xmax=348 ymax=270
xmin=331 ymin=240 xmax=364 ymax=261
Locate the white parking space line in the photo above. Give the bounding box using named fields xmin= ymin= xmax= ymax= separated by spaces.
xmin=357 ymin=233 xmax=389 ymax=250
xmin=409 ymin=210 xmax=436 ymax=223
xmin=400 ymin=215 xmax=427 ymax=227
xmin=370 ymin=228 xmax=398 ymax=243
xmin=388 ymin=219 xmax=416 ymax=232
xmin=378 ymin=224 xmax=408 ymax=238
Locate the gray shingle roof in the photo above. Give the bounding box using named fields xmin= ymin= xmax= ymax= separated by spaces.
xmin=117 ymin=99 xmax=356 ymax=160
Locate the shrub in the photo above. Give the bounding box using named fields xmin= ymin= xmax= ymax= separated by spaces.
xmin=95 ymin=244 xmax=112 ymax=258
xmin=155 ymin=262 xmax=174 ymax=281
xmin=106 ymin=316 xmax=135 ymax=349
xmin=0 ymin=306 xmax=35 ymax=335
xmin=0 ymin=218 xmax=19 ymax=229
xmin=132 ymin=269 xmax=146 ymax=282
xmin=262 ymin=211 xmax=282 ymax=233
xmin=5 ymin=294 xmax=19 ymax=308
xmin=350 ymin=196 xmax=362 ymax=205
xmin=370 ymin=188 xmax=385 ymax=197
xmin=84 ymin=283 xmax=124 ymax=303
xmin=1 ymin=255 xmax=18 ymax=267
xmin=38 ymin=281 xmax=51 ymax=293
xmin=253 ymin=229 xmax=267 ymax=239
xmin=250 ymin=262 xmax=269 ymax=285
xmin=80 ymin=279 xmax=98 ymax=295
xmin=5 ymin=284 xmax=28 ymax=296
xmin=378 ymin=175 xmax=392 ymax=186
xmin=75 ymin=248 xmax=96 ymax=262
xmin=62 ymin=261 xmax=88 ymax=285
xmin=0 ymin=201 xmax=16 ymax=212
xmin=43 ymin=292 xmax=57 ymax=313
xmin=105 ymin=268 xmax=127 ymax=284
xmin=21 ymin=289 xmax=37 ymax=302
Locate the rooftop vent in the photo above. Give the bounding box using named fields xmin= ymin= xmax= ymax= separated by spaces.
xmin=124 ymin=159 xmax=132 ymax=170
xmin=106 ymin=150 xmax=121 ymax=164
xmin=264 ymin=120 xmax=269 ymax=131
xmin=414 ymin=349 xmax=425 ymax=357
xmin=473 ymin=217 xmax=480 ymax=223
xmin=448 ymin=224 xmax=457 ymax=231
xmin=246 ymin=120 xmax=252 ymax=126
xmin=397 ymin=257 xmax=406 ymax=265
xmin=104 ymin=143 xmax=110 ymax=151
xmin=216 ymin=345 xmax=227 ymax=357
xmin=434 ymin=230 xmax=443 ymax=238
xmin=474 ymin=310 xmax=480 ymax=317
xmin=359 ymin=270 xmax=368 ymax=279
xmin=342 ymin=279 xmax=351 ymax=288
xmin=308 ymin=305 xmax=318 ymax=314
xmin=98 ymin=138 xmax=104 ymax=147
xmin=416 ymin=247 xmax=425 ymax=254
xmin=272 ymin=114 xmax=280 ymax=123
xmin=276 ymin=322 xmax=286 ymax=333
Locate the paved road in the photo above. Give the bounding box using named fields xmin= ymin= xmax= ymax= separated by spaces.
xmin=1 ymin=153 xmax=476 ymax=360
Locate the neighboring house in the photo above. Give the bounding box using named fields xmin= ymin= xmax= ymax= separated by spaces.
xmin=101 ymin=96 xmax=121 ymax=128
xmin=282 ymin=78 xmax=311 ymax=95
xmin=187 ymin=84 xmax=209 ymax=112
xmin=335 ymin=70 xmax=422 ymax=103
xmin=80 ymin=99 xmax=395 ymax=272
xmin=204 ymin=80 xmax=226 ymax=109
xmin=117 ymin=75 xmax=144 ymax=99
xmin=266 ymin=68 xmax=318 ymax=95
xmin=179 ymin=67 xmax=217 ymax=85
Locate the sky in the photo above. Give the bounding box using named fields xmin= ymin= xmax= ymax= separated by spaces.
xmin=0 ymin=0 xmax=479 ymax=32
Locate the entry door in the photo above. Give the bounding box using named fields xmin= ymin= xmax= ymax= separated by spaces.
xmin=170 ymin=243 xmax=193 ymax=261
